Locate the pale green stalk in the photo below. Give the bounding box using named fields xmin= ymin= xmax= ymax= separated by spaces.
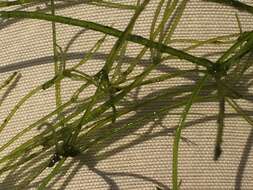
xmin=226 ymin=97 xmax=253 ymax=127
xmin=162 ymin=33 xmax=240 ymax=62
xmin=0 ymin=86 xmax=41 ymax=134
xmin=17 ymin=160 xmax=50 ymax=190
xmin=72 ymin=35 xmax=107 ymax=70
xmin=50 ymin=0 xmax=62 ymax=108
xmin=90 ymin=0 xmax=138 ymax=10
xmin=0 ymin=10 xmax=214 ymax=68
xmin=37 ymin=158 xmax=66 ymax=190
xmin=172 ymin=74 xmax=208 ymax=190
xmin=205 ymin=0 xmax=253 ymax=15
xmin=99 ymin=0 xmax=151 ymax=123
xmin=0 ymin=0 xmax=137 ymax=10
xmin=158 ymin=0 xmax=178 ymax=43
xmin=0 ymin=72 xmax=18 ymax=91
xmin=164 ymin=0 xmax=188 ymax=44
xmin=235 ymin=13 xmax=242 ymax=35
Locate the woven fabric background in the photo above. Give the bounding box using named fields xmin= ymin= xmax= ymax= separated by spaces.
xmin=0 ymin=0 xmax=253 ymax=189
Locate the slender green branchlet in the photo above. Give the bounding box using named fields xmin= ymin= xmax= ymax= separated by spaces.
xmin=0 ymin=10 xmax=214 ymax=68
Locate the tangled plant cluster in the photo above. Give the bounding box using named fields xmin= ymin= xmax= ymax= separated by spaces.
xmin=0 ymin=0 xmax=253 ymax=189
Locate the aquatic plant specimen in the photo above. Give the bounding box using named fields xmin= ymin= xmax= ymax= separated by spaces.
xmin=0 ymin=0 xmax=253 ymax=189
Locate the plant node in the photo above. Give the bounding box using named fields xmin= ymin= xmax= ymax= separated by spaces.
xmin=208 ymin=62 xmax=228 ymax=79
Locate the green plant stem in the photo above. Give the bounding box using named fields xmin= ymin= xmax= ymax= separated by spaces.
xmin=50 ymin=0 xmax=62 ymax=108
xmin=235 ymin=13 xmax=242 ymax=34
xmin=149 ymin=0 xmax=165 ymax=41
xmin=50 ymin=0 xmax=62 ymax=150
xmin=0 ymin=72 xmax=67 ymax=136
xmin=215 ymin=97 xmax=225 ymax=160
xmin=23 ymin=85 xmax=217 ymax=161
xmin=162 ymin=33 xmax=240 ymax=62
xmin=0 ymin=0 xmax=137 ymax=10
xmin=0 ymin=0 xmax=42 ymax=7
xmin=214 ymin=76 xmax=225 ymax=160
xmin=82 ymin=86 xmax=199 ymax=137
xmin=37 ymin=157 xmax=66 ymax=190
xmin=0 ymin=83 xmax=205 ymax=173
xmin=0 ymin=72 xmax=18 ymax=91
xmin=0 ymin=1 xmax=249 ymax=189
xmin=103 ymin=0 xmax=150 ymax=74
xmin=226 ymin=97 xmax=253 ymax=127
xmin=0 ymin=81 xmax=88 ymax=154
xmin=172 ymin=74 xmax=208 ymax=190
xmin=217 ymin=32 xmax=251 ymax=64
xmin=0 ymin=96 xmax=101 ymax=162
xmin=224 ymin=32 xmax=253 ymax=69
xmin=127 ymin=0 xmax=177 ymax=82
xmin=69 ymin=0 xmax=150 ymax=142
xmin=0 ymin=10 xmax=214 ymax=68
xmin=164 ymin=0 xmax=188 ymax=44
xmin=0 ymin=75 xmax=107 ymax=156
xmin=119 ymin=0 xmax=206 ymax=83
xmin=99 ymin=0 xmax=150 ymax=123
xmin=171 ymin=32 xmax=239 ymax=44
xmin=17 ymin=159 xmax=49 ymax=190
xmin=121 ymin=69 xmax=203 ymax=88
xmin=82 ymin=83 xmax=215 ymax=135
xmin=205 ymin=0 xmax=253 ymax=15
xmin=0 ymin=69 xmax=98 ymax=154
xmin=0 ymin=72 xmax=21 ymax=107
xmin=72 ymin=35 xmax=106 ymax=70
xmin=69 ymin=85 xmax=101 ymax=145
xmin=73 ymin=68 xmax=206 ymax=140
xmin=67 ymin=64 xmax=158 ymax=132
xmin=150 ymin=0 xmax=176 ymax=59
xmin=81 ymin=95 xmax=217 ymax=156
xmin=0 ymin=85 xmax=41 ymax=134
xmin=93 ymin=98 xmax=215 ymax=162
xmin=111 ymin=40 xmax=128 ymax=82
xmin=69 ymin=70 xmax=98 ymax=86
xmin=0 ymin=149 xmax=44 ymax=175
xmin=159 ymin=0 xmax=178 ymax=43
xmin=89 ymin=0 xmax=138 ymax=10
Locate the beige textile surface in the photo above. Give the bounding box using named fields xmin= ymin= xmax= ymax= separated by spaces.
xmin=0 ymin=0 xmax=253 ymax=189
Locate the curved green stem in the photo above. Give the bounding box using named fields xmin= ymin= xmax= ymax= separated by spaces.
xmin=37 ymin=157 xmax=66 ymax=190
xmin=0 ymin=0 xmax=43 ymax=7
xmin=89 ymin=0 xmax=138 ymax=10
xmin=0 ymin=72 xmax=18 ymax=91
xmin=0 ymin=10 xmax=213 ymax=68
xmin=205 ymin=0 xmax=253 ymax=15
xmin=162 ymin=33 xmax=240 ymax=62
xmin=172 ymin=74 xmax=208 ymax=190
xmin=224 ymin=32 xmax=253 ymax=69
xmin=0 ymin=0 xmax=137 ymax=10
xmin=226 ymin=97 xmax=253 ymax=127
xmin=0 ymin=85 xmax=42 ymax=134
xmin=0 ymin=81 xmax=88 ymax=154
xmin=72 ymin=35 xmax=106 ymax=70
xmin=82 ymin=95 xmax=217 ymax=158
xmin=17 ymin=159 xmax=49 ymax=190
xmin=164 ymin=0 xmax=188 ymax=44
